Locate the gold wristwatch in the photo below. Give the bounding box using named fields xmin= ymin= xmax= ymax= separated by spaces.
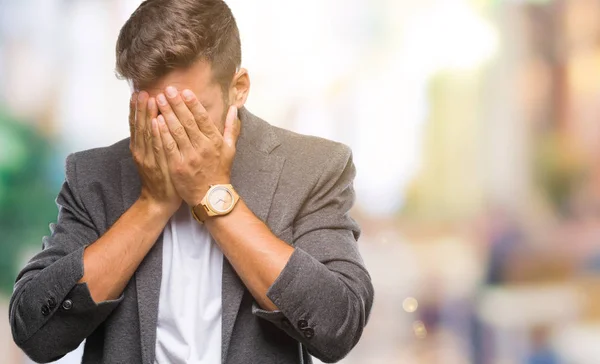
xmin=191 ymin=184 xmax=240 ymax=223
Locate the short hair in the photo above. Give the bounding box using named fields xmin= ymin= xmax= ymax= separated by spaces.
xmin=115 ymin=0 xmax=241 ymax=92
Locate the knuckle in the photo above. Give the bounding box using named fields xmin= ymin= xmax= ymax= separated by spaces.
xmin=165 ymin=142 xmax=177 ymax=152
xmin=173 ymin=164 xmax=185 ymax=175
xmin=183 ymin=118 xmax=196 ymax=128
xmin=200 ymin=147 xmax=215 ymax=159
xmin=172 ymin=126 xmax=186 ymax=136
xmin=131 ymin=151 xmax=141 ymax=162
xmin=197 ymin=112 xmax=209 ymax=123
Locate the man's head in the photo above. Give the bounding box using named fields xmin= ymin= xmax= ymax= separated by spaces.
xmin=115 ymin=0 xmax=249 ymax=132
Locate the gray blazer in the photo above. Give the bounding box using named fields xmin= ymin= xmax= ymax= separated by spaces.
xmin=9 ymin=108 xmax=374 ymax=364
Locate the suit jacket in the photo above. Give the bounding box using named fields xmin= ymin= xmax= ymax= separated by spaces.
xmin=9 ymin=108 xmax=374 ymax=364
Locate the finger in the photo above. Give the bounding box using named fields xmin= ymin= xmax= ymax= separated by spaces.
xmin=151 ymin=117 xmax=168 ymax=171
xmin=157 ymin=114 xmax=180 ymax=162
xmin=144 ymin=97 xmax=158 ymax=164
xmin=223 ymin=106 xmax=240 ymax=148
xmin=148 ymin=96 xmax=158 ymax=120
xmin=156 ymin=92 xmax=193 ymax=152
xmin=165 ymin=86 xmax=207 ymax=147
xmin=135 ymin=91 xmax=149 ymax=154
xmin=181 ymin=89 xmax=220 ymax=142
xmin=128 ymin=92 xmax=138 ymax=149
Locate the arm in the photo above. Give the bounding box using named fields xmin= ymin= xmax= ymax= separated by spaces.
xmin=154 ymin=86 xmax=373 ymax=363
xmin=208 ymin=145 xmax=374 ymax=363
xmin=78 ymin=197 xmax=171 ymax=302
xmin=9 ymin=163 xmax=169 ymax=362
xmin=9 ymin=92 xmax=180 ymax=363
xmin=80 ymin=91 xmax=180 ymax=303
xmin=205 ymin=200 xmax=293 ymax=311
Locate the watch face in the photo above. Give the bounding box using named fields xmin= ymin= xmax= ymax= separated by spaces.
xmin=207 ymin=186 xmax=234 ymax=213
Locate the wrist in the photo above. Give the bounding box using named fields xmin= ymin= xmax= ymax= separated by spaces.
xmin=191 ymin=182 xmax=239 ymax=224
xmin=134 ymin=196 xmax=178 ymax=221
xmin=204 ymin=198 xmax=244 ymax=229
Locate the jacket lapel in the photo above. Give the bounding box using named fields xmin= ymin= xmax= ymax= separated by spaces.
xmin=221 ymin=108 xmax=285 ymax=363
xmin=120 ymin=156 xmax=164 ymax=364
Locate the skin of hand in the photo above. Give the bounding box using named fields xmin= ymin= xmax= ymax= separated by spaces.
xmin=130 ymin=91 xmax=183 ymax=215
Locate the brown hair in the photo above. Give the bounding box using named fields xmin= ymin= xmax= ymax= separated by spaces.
xmin=115 ymin=0 xmax=241 ymax=92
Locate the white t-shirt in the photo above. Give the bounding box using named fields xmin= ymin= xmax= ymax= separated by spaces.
xmin=154 ymin=204 xmax=223 ymax=363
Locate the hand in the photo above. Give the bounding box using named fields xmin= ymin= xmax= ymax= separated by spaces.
xmin=154 ymin=86 xmax=240 ymax=207
xmin=129 ymin=91 xmax=182 ymax=215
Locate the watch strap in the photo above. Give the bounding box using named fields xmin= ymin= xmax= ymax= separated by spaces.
xmin=191 ymin=203 xmax=208 ymax=224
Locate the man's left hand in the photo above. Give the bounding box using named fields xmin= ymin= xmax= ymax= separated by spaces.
xmin=154 ymin=86 xmax=240 ymax=207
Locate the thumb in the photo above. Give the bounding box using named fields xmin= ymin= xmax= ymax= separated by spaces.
xmin=223 ymin=106 xmax=240 ymax=148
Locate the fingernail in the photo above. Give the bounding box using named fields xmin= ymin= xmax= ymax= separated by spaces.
xmin=157 ymin=94 xmax=167 ymax=105
xmin=157 ymin=115 xmax=165 ymax=124
xmin=182 ymin=89 xmax=194 ymax=102
xmin=165 ymin=86 xmax=177 ymax=98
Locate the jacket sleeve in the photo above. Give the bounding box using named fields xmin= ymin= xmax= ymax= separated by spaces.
xmin=9 ymin=153 xmax=124 ymax=363
xmin=252 ymin=144 xmax=374 ymax=363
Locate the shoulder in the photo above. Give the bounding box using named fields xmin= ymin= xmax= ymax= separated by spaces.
xmin=241 ymin=108 xmax=354 ymax=175
xmin=71 ymin=138 xmax=130 ymax=161
xmin=270 ymin=124 xmax=353 ymax=172
xmin=66 ymin=138 xmax=130 ymax=180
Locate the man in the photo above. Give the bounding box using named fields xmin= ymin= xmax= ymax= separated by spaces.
xmin=9 ymin=1 xmax=374 ymax=363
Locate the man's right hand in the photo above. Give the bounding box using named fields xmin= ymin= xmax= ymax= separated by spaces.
xmin=76 ymin=93 xmax=183 ymax=303
xmin=129 ymin=91 xmax=182 ymax=216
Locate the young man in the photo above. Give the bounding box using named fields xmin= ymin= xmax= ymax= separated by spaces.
xmin=9 ymin=1 xmax=374 ymax=363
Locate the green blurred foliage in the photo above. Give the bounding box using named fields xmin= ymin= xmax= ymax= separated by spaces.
xmin=0 ymin=108 xmax=59 ymax=296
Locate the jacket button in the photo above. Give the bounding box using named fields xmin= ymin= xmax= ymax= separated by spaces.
xmin=303 ymin=328 xmax=315 ymax=339
xmin=47 ymin=297 xmax=57 ymax=309
xmin=41 ymin=304 xmax=50 ymax=316
xmin=297 ymin=320 xmax=309 ymax=330
xmin=281 ymin=318 xmax=291 ymax=329
xmin=62 ymin=299 xmax=73 ymax=310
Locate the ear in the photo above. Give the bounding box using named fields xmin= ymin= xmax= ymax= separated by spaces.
xmin=229 ymin=68 xmax=250 ymax=108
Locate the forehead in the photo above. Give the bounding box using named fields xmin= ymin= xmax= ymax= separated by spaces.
xmin=139 ymin=60 xmax=222 ymax=102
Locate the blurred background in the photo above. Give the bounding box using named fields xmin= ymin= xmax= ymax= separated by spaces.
xmin=1 ymin=0 xmax=600 ymax=363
